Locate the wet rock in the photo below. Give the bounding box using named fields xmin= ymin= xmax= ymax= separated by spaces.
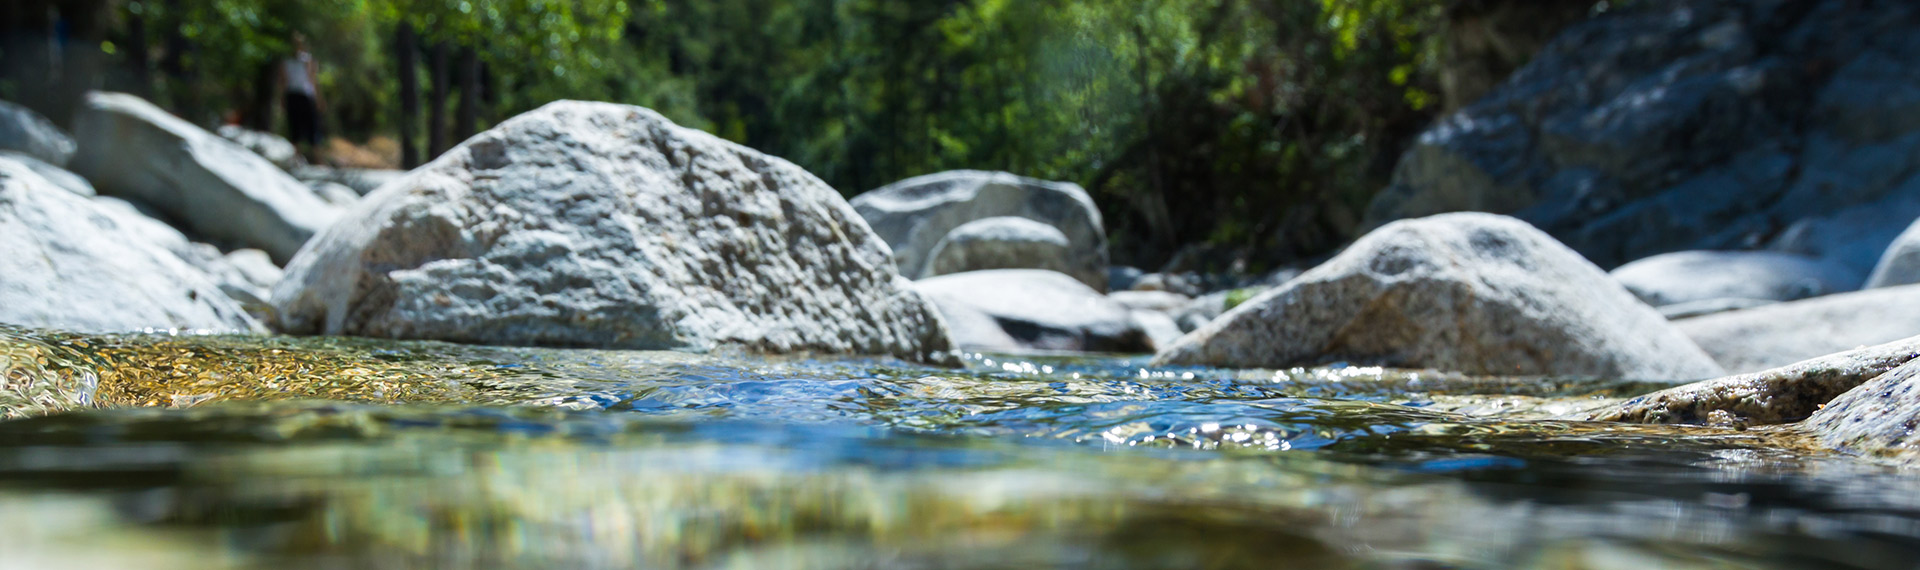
xmin=0 ymin=99 xmax=74 ymax=166
xmin=1367 ymin=0 xmax=1920 ymax=270
xmin=913 ymin=270 xmax=1151 ymax=353
xmin=1154 ymin=213 xmax=1725 ymax=380
xmin=1588 ymin=335 xmax=1920 ymax=426
xmin=68 ymin=92 xmax=340 ymax=263
xmin=922 ymin=216 xmax=1075 ymax=278
xmin=217 ymin=124 xmax=304 ymax=172
xmin=1805 ymin=357 xmax=1920 ymax=462
xmin=0 ymin=158 xmax=257 ymax=332
xmin=271 ymin=100 xmax=953 ymax=363
xmin=1674 ymin=284 xmax=1920 ymax=374
xmin=1610 ymin=250 xmax=1860 ymax=307
xmin=1866 ymin=217 xmax=1920 ymax=288
xmin=0 ymin=152 xmax=91 ymax=196
xmin=851 ymin=170 xmax=1108 ymax=291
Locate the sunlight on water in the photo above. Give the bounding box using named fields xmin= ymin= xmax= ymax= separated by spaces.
xmin=0 ymin=325 xmax=1913 ymax=569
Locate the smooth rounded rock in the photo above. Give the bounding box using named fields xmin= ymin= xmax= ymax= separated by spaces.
xmin=922 ymin=217 xmax=1074 ymax=278
xmin=912 ymin=270 xmax=1151 ymax=353
xmin=0 ymin=158 xmax=257 ymax=332
xmin=69 ymin=92 xmax=339 ymax=263
xmin=1611 ymin=250 xmax=1860 ymax=307
xmin=0 ymin=152 xmax=91 ymax=197
xmin=0 ymin=99 xmax=74 ymax=167
xmin=1154 ymin=213 xmax=1725 ymax=380
xmin=217 ymin=124 xmax=304 ymax=172
xmin=1675 ymin=284 xmax=1920 ymax=374
xmin=1867 ymin=217 xmax=1920 ymax=288
xmin=851 ymin=170 xmax=1108 ymax=291
xmin=270 ymin=100 xmax=953 ymax=364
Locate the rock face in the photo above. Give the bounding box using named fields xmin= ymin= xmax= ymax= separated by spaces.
xmin=270 ymin=100 xmax=953 ymax=363
xmin=68 ymin=92 xmax=340 ymax=263
xmin=1367 ymin=0 xmax=1920 ymax=272
xmin=851 ymin=170 xmax=1108 ymax=291
xmin=1674 ymin=284 xmax=1920 ymax=374
xmin=0 ymin=157 xmax=257 ymax=332
xmin=913 ymin=270 xmax=1152 ymax=353
xmin=922 ymin=216 xmax=1074 ymax=278
xmin=1806 ymin=357 xmax=1920 ymax=462
xmin=1610 ymin=250 xmax=1859 ymax=307
xmin=217 ymin=125 xmax=304 ymax=172
xmin=1866 ymin=218 xmax=1920 ymax=288
xmin=0 ymin=99 xmax=74 ymax=166
xmin=1588 ymin=334 xmax=1920 ymax=426
xmin=0 ymin=152 xmax=92 ymax=197
xmin=1153 ymin=213 xmax=1725 ymax=380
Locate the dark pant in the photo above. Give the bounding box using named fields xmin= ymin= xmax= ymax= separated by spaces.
xmin=284 ymin=92 xmax=320 ymax=146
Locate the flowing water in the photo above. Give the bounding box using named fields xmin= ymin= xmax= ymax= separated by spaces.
xmin=1 ymin=325 xmax=1917 ymax=569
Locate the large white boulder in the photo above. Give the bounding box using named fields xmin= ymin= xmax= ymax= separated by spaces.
xmin=0 ymin=158 xmax=257 ymax=332
xmin=68 ymin=92 xmax=340 ymax=263
xmin=851 ymin=170 xmax=1108 ymax=291
xmin=1867 ymin=217 xmax=1920 ymax=288
xmin=270 ymin=101 xmax=954 ymax=363
xmin=1154 ymin=213 xmax=1725 ymax=380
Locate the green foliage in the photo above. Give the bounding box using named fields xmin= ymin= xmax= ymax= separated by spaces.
xmin=107 ymin=0 xmax=1453 ymax=266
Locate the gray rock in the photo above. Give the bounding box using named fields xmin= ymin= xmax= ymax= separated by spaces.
xmin=309 ymin=181 xmax=362 ymax=207
xmin=1806 ymin=356 xmax=1920 ymax=462
xmin=0 ymin=99 xmax=74 ymax=166
xmin=922 ymin=216 xmax=1074 ymax=278
xmin=1108 ymin=266 xmax=1145 ymax=291
xmin=0 ymin=152 xmax=91 ymax=197
xmin=217 ymin=124 xmax=304 ymax=172
xmin=1130 ymin=272 xmax=1201 ymax=296
xmin=1130 ymin=310 xmax=1185 ymax=352
xmin=86 ymin=194 xmax=284 ymax=318
xmin=1674 ymin=284 xmax=1920 ymax=374
xmin=1588 ymin=334 xmax=1920 ymax=426
xmin=1866 ymin=217 xmax=1920 ymax=288
xmin=0 ymin=157 xmax=257 ymax=332
xmin=1108 ymin=291 xmax=1191 ymax=313
xmin=270 ymin=100 xmax=953 ymax=364
xmin=1610 ymin=250 xmax=1860 ymax=307
xmin=292 ymin=166 xmax=407 ymax=196
xmin=1366 ymin=1 xmax=1920 ymax=270
xmin=68 ymin=92 xmax=340 ymax=263
xmin=851 ymin=170 xmax=1108 ymax=291
xmin=1153 ymin=213 xmax=1725 ymax=381
xmin=1656 ymin=297 xmax=1778 ymax=320
xmin=913 ymin=270 xmax=1152 ymax=353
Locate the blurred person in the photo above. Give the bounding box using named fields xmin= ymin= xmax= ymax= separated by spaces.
xmin=278 ymin=32 xmax=324 ymax=164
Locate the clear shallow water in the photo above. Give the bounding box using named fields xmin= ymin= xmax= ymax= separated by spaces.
xmin=1 ymin=327 xmax=1917 ymax=569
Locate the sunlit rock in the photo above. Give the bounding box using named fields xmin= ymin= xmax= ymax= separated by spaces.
xmin=0 ymin=99 xmax=74 ymax=167
xmin=68 ymin=92 xmax=340 ymax=263
xmin=1806 ymin=357 xmax=1920 ymax=462
xmin=1610 ymin=250 xmax=1860 ymax=308
xmin=216 ymin=124 xmax=304 ymax=172
xmin=1867 ymin=217 xmax=1920 ymax=288
xmin=1590 ymin=334 xmax=1920 ymax=426
xmin=913 ymin=269 xmax=1151 ymax=353
xmin=0 ymin=159 xmax=257 ymax=333
xmin=0 ymin=151 xmax=92 ymax=196
xmin=271 ymin=100 xmax=954 ymax=364
xmin=1673 ymin=284 xmax=1920 ymax=374
xmin=851 ymin=170 xmax=1108 ymax=291
xmin=922 ymin=216 xmax=1076 ymax=279
xmin=1154 ymin=213 xmax=1724 ymax=380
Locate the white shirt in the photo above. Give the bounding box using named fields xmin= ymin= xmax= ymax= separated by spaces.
xmin=284 ymin=52 xmax=316 ymax=96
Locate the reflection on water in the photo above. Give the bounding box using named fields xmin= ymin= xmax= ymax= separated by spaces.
xmin=0 ymin=326 xmax=1915 ymax=569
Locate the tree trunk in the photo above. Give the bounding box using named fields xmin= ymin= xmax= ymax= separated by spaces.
xmin=396 ymin=22 xmax=419 ymax=168
xmin=427 ymin=40 xmax=449 ymax=158
xmin=125 ymin=2 xmax=149 ymax=97
xmin=455 ymin=44 xmax=479 ymax=141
